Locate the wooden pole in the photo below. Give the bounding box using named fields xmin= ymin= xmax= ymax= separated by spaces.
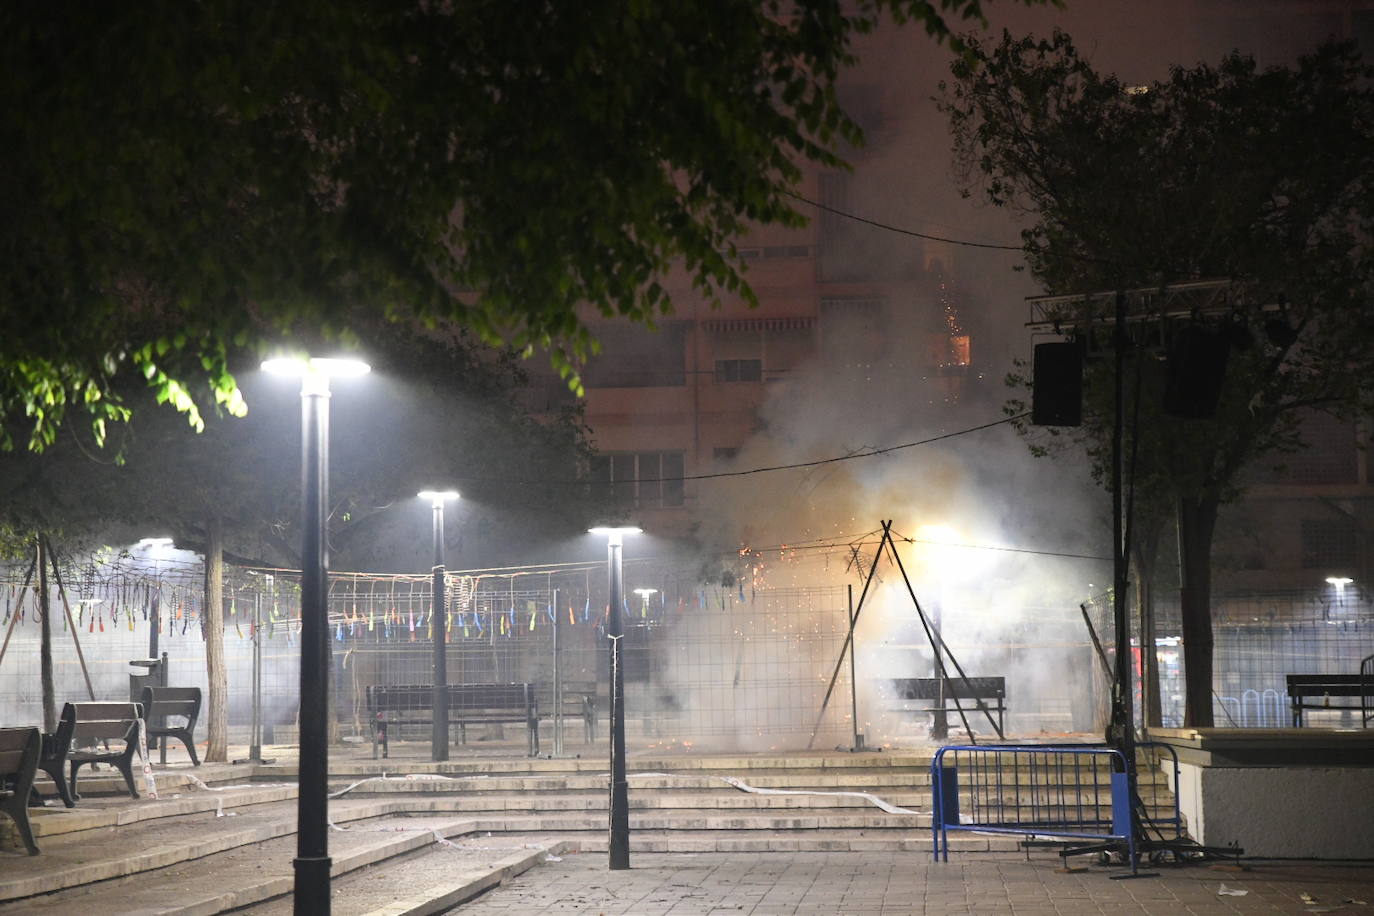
xmin=0 ymin=554 xmax=37 ymax=670
xmin=38 ymin=537 xmax=56 ymax=734
xmin=205 ymin=516 xmax=228 ymax=761
xmin=47 ymin=539 xmax=96 ymax=700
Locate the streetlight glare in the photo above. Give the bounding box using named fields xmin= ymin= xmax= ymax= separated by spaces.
xmin=136 ymin=537 xmax=174 ymax=549
xmin=589 ymin=525 xmax=642 ymax=546
xmin=1325 ymin=576 xmax=1353 ymax=587
xmin=418 ymin=489 xmax=460 ymax=505
xmin=260 ymin=356 xmax=372 ymax=378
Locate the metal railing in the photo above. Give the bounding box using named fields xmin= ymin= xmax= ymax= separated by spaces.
xmin=931 ymin=743 xmax=1183 ymax=869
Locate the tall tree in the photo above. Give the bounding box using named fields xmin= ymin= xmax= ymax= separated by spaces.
xmin=1 ymin=0 xmax=1040 ymax=453
xmin=941 ymin=34 xmax=1374 ymax=726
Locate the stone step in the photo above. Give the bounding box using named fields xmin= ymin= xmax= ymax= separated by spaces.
xmin=568 ymin=829 xmax=1021 ymax=854
xmin=326 ymin=792 xmax=1179 ymax=823
xmin=325 ymin=770 xmax=1179 ymax=804
xmin=1 ymin=798 xmax=373 ymax=903
xmin=27 ymin=784 xmax=298 ymax=839
xmin=325 ymin=771 xmax=930 ymax=794
xmin=0 ymin=812 xmax=545 ymax=915
xmin=231 ymin=837 xmax=577 ymax=916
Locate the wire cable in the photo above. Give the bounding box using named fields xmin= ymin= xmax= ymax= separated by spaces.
xmin=491 ymin=413 xmax=1024 ymax=488
xmin=782 ymin=190 xmax=1026 ymax=252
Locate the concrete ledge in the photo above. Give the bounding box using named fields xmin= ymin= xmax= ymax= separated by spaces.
xmin=359 ymin=841 xmax=579 ymax=916
xmin=1150 ymin=728 xmax=1374 ymax=858
xmin=156 ymin=819 xmax=489 ymax=916
xmin=28 ymin=785 xmax=297 ymax=838
xmin=0 ymin=800 xmax=405 ymax=902
xmin=1148 ymin=726 xmax=1374 ymax=766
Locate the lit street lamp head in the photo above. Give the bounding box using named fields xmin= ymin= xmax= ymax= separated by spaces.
xmin=418 ymin=489 xmax=460 ymax=507
xmin=261 ymin=355 xmax=371 ymax=394
xmin=589 ymin=525 xmax=642 ymax=547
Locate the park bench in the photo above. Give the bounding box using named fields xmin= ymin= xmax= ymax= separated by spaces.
xmin=139 ymin=686 xmax=202 ymax=765
xmin=0 ymin=726 xmax=42 ymax=855
xmin=889 ymin=676 xmax=1007 ymax=736
xmin=535 ymin=680 xmax=599 ymax=742
xmin=35 ymin=703 xmax=78 ymax=807
xmin=368 ymin=683 xmax=539 ymax=759
xmin=1286 ymin=669 xmax=1373 ymax=727
xmin=42 ymin=702 xmax=144 ymax=802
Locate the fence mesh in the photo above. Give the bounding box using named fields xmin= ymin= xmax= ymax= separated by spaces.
xmin=4 ymin=551 xmax=1370 ymax=751
xmin=1083 ymin=585 xmax=1374 ymax=729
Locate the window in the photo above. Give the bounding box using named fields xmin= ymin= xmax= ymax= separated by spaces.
xmin=1248 ymin=410 xmax=1358 ymax=485
xmin=583 ymin=321 xmax=688 ymax=388
xmin=715 ymin=359 xmax=762 ymax=382
xmin=1300 ymin=519 xmax=1359 ymax=569
xmin=588 ymin=452 xmax=685 ymax=508
xmin=820 ymin=297 xmax=886 ymax=367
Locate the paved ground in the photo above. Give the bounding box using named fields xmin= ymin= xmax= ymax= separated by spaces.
xmin=449 ymin=851 xmax=1374 ymax=915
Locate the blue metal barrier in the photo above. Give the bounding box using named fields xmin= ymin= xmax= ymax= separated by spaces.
xmin=931 ymin=743 xmax=1183 ymax=868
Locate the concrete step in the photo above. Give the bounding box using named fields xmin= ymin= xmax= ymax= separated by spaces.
xmin=0 ymin=812 xmax=557 ymax=915
xmin=27 ymin=784 xmax=298 ymax=839
xmin=325 ymin=791 xmax=1180 ymax=824
xmin=232 ymin=836 xmax=578 ymax=916
xmin=324 ymin=772 xmax=1178 ymax=797
xmin=325 ymin=771 xmax=933 ymax=794
xmin=0 ymin=798 xmax=402 ymax=903
xmin=571 ymin=829 xmax=1020 ymax=854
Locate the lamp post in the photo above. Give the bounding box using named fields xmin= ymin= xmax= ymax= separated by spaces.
xmin=632 ymin=587 xmax=657 ymax=619
xmin=263 ymin=355 xmax=369 ymax=916
xmin=136 ymin=538 xmax=173 ymax=664
xmin=589 ymin=525 xmax=641 ymax=870
xmin=419 ymin=490 xmax=460 ymax=762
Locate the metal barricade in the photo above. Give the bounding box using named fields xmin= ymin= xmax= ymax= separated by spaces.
xmin=931 ymin=743 xmax=1183 ymax=869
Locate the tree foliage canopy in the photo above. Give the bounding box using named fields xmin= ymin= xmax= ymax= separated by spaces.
xmin=942 ymin=32 xmax=1374 ymax=496
xmin=1 ymin=0 xmax=1030 ymax=451
xmin=941 ymin=32 xmax=1374 ymax=725
xmin=0 ymin=321 xmax=597 ymax=569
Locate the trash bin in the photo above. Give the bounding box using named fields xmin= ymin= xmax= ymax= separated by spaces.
xmin=130 ymin=654 xmax=168 ymax=747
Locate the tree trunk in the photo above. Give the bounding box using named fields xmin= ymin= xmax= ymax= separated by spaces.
xmin=205 ymin=516 xmax=228 ymax=762
xmin=38 ymin=537 xmax=56 ymax=734
xmin=1130 ymin=523 xmax=1163 ymax=730
xmin=1177 ymin=493 xmax=1219 ymax=728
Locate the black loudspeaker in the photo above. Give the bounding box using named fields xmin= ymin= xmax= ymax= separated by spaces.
xmin=1032 ymin=341 xmax=1083 ymax=426
xmin=1163 ymin=326 xmax=1230 ymax=418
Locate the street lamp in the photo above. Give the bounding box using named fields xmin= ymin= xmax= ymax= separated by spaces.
xmin=589 ymin=525 xmax=641 ymax=870
xmin=135 ymin=538 xmax=174 ymax=662
xmin=418 ymin=490 xmax=460 ymax=762
xmin=263 ymin=354 xmax=370 ymax=916
xmin=632 ymin=587 xmax=658 ymax=618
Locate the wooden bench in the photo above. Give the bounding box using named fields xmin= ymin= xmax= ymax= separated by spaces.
xmin=140 ymin=686 xmax=202 ymax=765
xmin=535 ymin=681 xmax=599 ymax=742
xmin=367 ymin=683 xmax=539 ymax=758
xmin=889 ymin=676 xmax=1007 ymax=736
xmin=1286 ymin=672 xmax=1372 ymax=727
xmin=42 ymin=702 xmax=144 ymax=802
xmin=36 ymin=703 xmax=77 ymax=808
xmin=0 ymin=727 xmax=42 ymax=855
